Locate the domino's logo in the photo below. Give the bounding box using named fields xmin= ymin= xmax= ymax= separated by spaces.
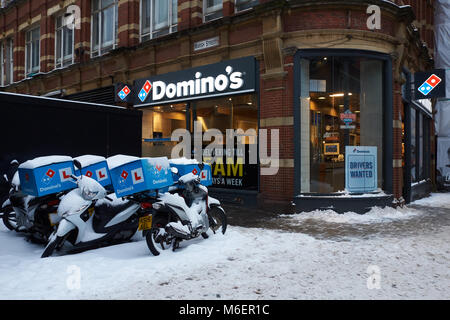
xmin=418 ymin=74 xmax=442 ymax=96
xmin=118 ymin=86 xmax=131 ymax=100
xmin=138 ymin=80 xmax=152 ymax=102
xmin=41 ymin=169 xmax=56 ymax=185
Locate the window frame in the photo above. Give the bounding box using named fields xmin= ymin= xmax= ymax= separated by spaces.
xmin=235 ymin=0 xmax=258 ymax=13
xmin=293 ymin=49 xmax=393 ymax=196
xmin=140 ymin=0 xmax=178 ymax=42
xmin=203 ymin=0 xmax=223 ymax=23
xmin=55 ymin=14 xmax=75 ymax=69
xmin=91 ymin=0 xmax=118 ymax=58
xmin=25 ymin=26 xmax=40 ymax=77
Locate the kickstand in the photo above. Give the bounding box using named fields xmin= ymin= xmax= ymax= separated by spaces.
xmin=172 ymin=239 xmax=180 ymax=252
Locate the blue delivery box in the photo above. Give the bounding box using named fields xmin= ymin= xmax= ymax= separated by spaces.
xmin=107 ymin=155 xmax=174 ymax=198
xmin=169 ymin=158 xmax=212 ymax=186
xmin=74 ymin=155 xmax=112 ymax=189
xmin=18 ymin=156 xmax=76 ymax=197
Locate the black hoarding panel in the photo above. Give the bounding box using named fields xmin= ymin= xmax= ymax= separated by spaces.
xmin=0 ymin=92 xmax=142 ymax=175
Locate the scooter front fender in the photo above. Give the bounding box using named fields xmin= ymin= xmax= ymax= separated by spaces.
xmin=2 ymin=198 xmax=11 ymax=209
xmin=56 ymin=218 xmax=76 ymax=238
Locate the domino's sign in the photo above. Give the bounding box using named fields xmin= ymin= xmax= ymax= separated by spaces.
xmin=133 ymin=57 xmax=257 ymax=106
xmin=415 ymin=69 xmax=446 ymax=99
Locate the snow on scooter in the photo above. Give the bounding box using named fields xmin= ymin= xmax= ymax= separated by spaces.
xmin=129 ymin=163 xmax=227 ymax=256
xmin=41 ymin=160 xmax=141 ymax=258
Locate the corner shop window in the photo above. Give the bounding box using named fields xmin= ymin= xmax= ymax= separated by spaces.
xmin=300 ymin=56 xmax=384 ymax=193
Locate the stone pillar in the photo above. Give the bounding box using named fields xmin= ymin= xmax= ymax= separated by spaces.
xmin=178 ymin=0 xmax=203 ymax=31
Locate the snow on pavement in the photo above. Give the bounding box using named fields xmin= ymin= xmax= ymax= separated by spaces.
xmin=1 ymin=194 xmax=450 ymax=300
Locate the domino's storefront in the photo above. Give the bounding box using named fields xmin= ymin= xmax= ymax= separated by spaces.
xmin=117 ymin=57 xmax=260 ymax=204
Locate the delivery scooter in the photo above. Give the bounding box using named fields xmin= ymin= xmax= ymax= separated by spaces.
xmin=129 ymin=164 xmax=227 ymax=256
xmin=41 ymin=160 xmax=141 ymax=258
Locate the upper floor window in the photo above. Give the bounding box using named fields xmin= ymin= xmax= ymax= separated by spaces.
xmin=141 ymin=0 xmax=178 ymax=42
xmin=235 ymin=0 xmax=258 ymax=12
xmin=25 ymin=27 xmax=40 ymax=77
xmin=204 ymin=0 xmax=222 ymax=22
xmin=55 ymin=15 xmax=74 ymax=68
xmin=1 ymin=38 xmax=13 ymax=86
xmin=91 ymin=0 xmax=118 ymax=57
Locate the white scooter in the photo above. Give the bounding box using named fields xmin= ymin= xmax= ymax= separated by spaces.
xmin=129 ymin=165 xmax=227 ymax=256
xmin=41 ymin=160 xmax=140 ymax=258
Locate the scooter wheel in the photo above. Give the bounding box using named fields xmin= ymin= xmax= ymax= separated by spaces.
xmin=1 ymin=206 xmax=17 ymax=231
xmin=208 ymin=206 xmax=227 ymax=235
xmin=145 ymin=228 xmax=161 ymax=256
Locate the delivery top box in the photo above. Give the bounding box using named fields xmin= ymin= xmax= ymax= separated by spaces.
xmin=169 ymin=158 xmax=212 ymax=186
xmin=74 ymin=155 xmax=112 ymax=188
xmin=108 ymin=155 xmax=174 ymax=198
xmin=18 ymin=156 xmax=76 ymax=197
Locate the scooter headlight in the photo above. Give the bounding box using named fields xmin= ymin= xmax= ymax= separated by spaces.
xmin=81 ymin=187 xmax=99 ymax=201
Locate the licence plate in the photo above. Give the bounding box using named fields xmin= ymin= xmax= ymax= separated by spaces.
xmin=138 ymin=215 xmax=152 ymax=231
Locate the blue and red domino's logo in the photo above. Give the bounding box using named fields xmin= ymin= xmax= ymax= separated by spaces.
xmin=418 ymin=74 xmax=442 ymax=96
xmin=138 ymin=80 xmax=152 ymax=102
xmin=117 ymin=86 xmax=131 ymax=100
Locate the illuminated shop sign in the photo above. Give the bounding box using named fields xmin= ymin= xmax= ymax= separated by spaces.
xmin=132 ymin=56 xmax=257 ymax=106
xmin=414 ymin=69 xmax=446 ymax=99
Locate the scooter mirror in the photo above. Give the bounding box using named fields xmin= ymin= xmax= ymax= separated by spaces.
xmin=73 ymin=159 xmax=82 ymax=171
xmin=171 ymin=167 xmax=179 ymax=175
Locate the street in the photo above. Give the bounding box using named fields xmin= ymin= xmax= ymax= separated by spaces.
xmin=0 ymin=193 xmax=449 ymax=300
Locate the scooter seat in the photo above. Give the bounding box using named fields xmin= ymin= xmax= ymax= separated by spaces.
xmin=95 ymin=200 xmax=134 ymax=217
xmin=93 ymin=199 xmax=137 ymax=233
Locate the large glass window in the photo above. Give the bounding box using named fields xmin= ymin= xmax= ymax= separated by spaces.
xmin=142 ymin=103 xmax=187 ymax=158
xmin=1 ymin=38 xmax=13 ymax=86
xmin=91 ymin=0 xmax=118 ymax=57
xmin=195 ymin=94 xmax=258 ymax=190
xmin=25 ymin=27 xmax=40 ymax=77
xmin=204 ymin=0 xmax=223 ymax=22
xmin=141 ymin=0 xmax=177 ymax=42
xmin=55 ymin=15 xmax=74 ymax=68
xmin=141 ymin=94 xmax=258 ymax=190
xmin=300 ymin=56 xmax=384 ymax=193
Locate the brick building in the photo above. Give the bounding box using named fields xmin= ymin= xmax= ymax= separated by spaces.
xmin=0 ymin=0 xmax=436 ymax=212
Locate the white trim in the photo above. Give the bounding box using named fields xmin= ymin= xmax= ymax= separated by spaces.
xmin=91 ymin=0 xmax=118 ymax=58
xmin=25 ymin=26 xmax=40 ymax=77
xmin=135 ymin=89 xmax=256 ymax=108
xmin=203 ymin=0 xmax=223 ymax=22
xmin=140 ymin=0 xmax=178 ymax=43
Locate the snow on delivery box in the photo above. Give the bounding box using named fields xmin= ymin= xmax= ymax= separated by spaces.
xmin=107 ymin=155 xmax=174 ymax=197
xmin=168 ymin=158 xmax=212 ymax=186
xmin=74 ymin=155 xmax=112 ymax=188
xmin=18 ymin=156 xmax=76 ymax=197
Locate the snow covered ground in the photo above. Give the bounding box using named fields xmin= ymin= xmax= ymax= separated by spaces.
xmin=0 ymin=193 xmax=449 ymax=300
